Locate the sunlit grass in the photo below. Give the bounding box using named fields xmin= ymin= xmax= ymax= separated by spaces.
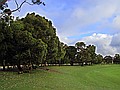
xmin=0 ymin=65 xmax=120 ymax=90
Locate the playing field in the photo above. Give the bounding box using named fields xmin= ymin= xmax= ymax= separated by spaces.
xmin=0 ymin=65 xmax=120 ymax=90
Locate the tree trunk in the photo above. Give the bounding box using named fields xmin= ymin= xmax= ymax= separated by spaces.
xmin=17 ymin=60 xmax=23 ymax=72
xmin=81 ymin=62 xmax=84 ymax=66
xmin=2 ymin=60 xmax=5 ymax=71
xmin=3 ymin=65 xmax=5 ymax=71
xmin=17 ymin=64 xmax=23 ymax=71
xmin=70 ymin=60 xmax=73 ymax=66
xmin=29 ymin=64 xmax=32 ymax=71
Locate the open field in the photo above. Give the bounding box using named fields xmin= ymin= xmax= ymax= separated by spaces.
xmin=0 ymin=65 xmax=120 ymax=90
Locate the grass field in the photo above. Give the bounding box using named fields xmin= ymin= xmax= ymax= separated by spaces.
xmin=0 ymin=65 xmax=120 ymax=90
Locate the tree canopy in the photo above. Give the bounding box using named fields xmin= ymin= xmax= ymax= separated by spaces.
xmin=0 ymin=13 xmax=66 ymax=71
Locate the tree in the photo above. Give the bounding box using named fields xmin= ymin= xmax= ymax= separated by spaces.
xmin=104 ymin=55 xmax=113 ymax=64
xmin=65 ymin=46 xmax=77 ymax=66
xmin=75 ymin=42 xmax=86 ymax=66
xmin=0 ymin=18 xmax=13 ymax=70
xmin=113 ymin=54 xmax=120 ymax=64
xmin=75 ymin=42 xmax=85 ymax=52
xmin=62 ymin=44 xmax=70 ymax=64
xmin=79 ymin=48 xmax=91 ymax=65
xmin=22 ymin=13 xmax=61 ymax=65
xmin=31 ymin=39 xmax=47 ymax=66
xmin=94 ymin=54 xmax=103 ymax=64
xmin=10 ymin=28 xmax=37 ymax=71
xmin=0 ymin=14 xmax=50 ymax=71
xmin=86 ymin=45 xmax=96 ymax=64
xmin=75 ymin=42 xmax=97 ymax=66
xmin=57 ymin=42 xmax=66 ymax=65
xmin=10 ymin=17 xmax=48 ymax=71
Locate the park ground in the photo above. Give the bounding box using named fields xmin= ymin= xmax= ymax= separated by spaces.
xmin=0 ymin=64 xmax=120 ymax=90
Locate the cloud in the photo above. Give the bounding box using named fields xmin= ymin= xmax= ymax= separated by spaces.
xmin=80 ymin=33 xmax=117 ymax=56
xmin=110 ymin=33 xmax=120 ymax=52
xmin=61 ymin=32 xmax=120 ymax=56
xmin=58 ymin=0 xmax=117 ymax=33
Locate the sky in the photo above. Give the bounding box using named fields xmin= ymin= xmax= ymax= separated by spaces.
xmin=7 ymin=0 xmax=120 ymax=56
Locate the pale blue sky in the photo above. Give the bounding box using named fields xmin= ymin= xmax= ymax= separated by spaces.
xmin=7 ymin=0 xmax=120 ymax=56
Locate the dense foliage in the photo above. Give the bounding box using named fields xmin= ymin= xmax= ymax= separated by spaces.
xmin=63 ymin=42 xmax=120 ymax=66
xmin=0 ymin=13 xmax=65 ymax=71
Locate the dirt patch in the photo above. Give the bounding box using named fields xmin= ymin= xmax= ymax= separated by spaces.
xmin=39 ymin=68 xmax=63 ymax=74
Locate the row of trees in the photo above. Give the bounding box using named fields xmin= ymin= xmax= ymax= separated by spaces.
xmin=62 ymin=42 xmax=120 ymax=66
xmin=0 ymin=13 xmax=66 ymax=71
xmin=0 ymin=13 xmax=120 ymax=72
xmin=63 ymin=42 xmax=99 ymax=66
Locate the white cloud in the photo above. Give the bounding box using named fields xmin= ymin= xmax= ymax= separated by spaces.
xmin=80 ymin=33 xmax=117 ymax=56
xmin=60 ymin=32 xmax=120 ymax=56
xmin=59 ymin=36 xmax=77 ymax=45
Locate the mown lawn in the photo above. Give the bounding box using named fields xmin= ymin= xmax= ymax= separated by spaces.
xmin=0 ymin=64 xmax=120 ymax=90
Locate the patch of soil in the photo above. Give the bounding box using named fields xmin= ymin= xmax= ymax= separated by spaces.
xmin=39 ymin=68 xmax=63 ymax=74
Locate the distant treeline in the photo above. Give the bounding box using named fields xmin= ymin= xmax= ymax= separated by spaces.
xmin=62 ymin=43 xmax=120 ymax=66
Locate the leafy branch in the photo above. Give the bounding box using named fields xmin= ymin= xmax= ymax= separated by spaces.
xmin=0 ymin=0 xmax=45 ymax=17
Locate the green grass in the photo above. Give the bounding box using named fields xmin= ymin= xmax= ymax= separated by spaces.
xmin=0 ymin=65 xmax=120 ymax=90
